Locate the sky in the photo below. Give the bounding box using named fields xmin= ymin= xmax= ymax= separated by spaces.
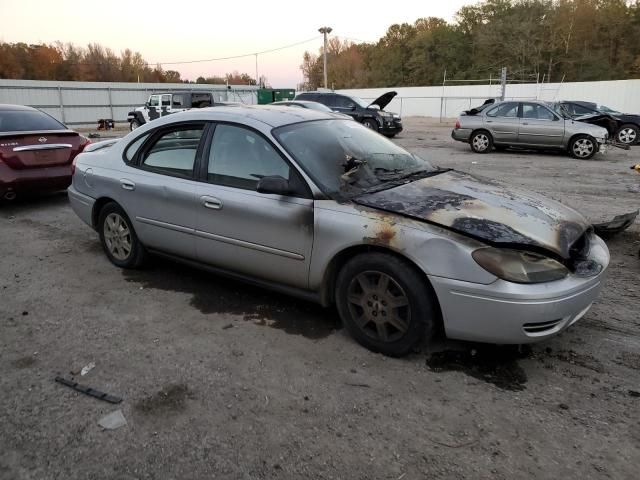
xmin=0 ymin=0 xmax=477 ymax=86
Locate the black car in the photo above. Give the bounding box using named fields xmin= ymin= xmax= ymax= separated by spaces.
xmin=270 ymin=100 xmax=352 ymax=119
xmin=558 ymin=101 xmax=639 ymax=145
xmin=294 ymin=91 xmax=402 ymax=137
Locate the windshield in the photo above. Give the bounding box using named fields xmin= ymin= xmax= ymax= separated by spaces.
xmin=274 ymin=119 xmax=436 ymax=197
xmin=349 ymin=96 xmax=370 ymax=109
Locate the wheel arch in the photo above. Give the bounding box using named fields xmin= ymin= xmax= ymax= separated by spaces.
xmin=91 ymin=197 xmax=118 ymax=229
xmin=319 ymin=244 xmax=443 ymax=327
xmin=470 ymin=127 xmax=493 ymax=142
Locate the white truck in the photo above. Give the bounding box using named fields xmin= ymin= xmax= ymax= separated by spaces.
xmin=127 ymin=91 xmax=214 ymax=130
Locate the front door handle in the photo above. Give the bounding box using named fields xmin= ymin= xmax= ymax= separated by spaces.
xmin=486 ymin=120 xmax=493 ymax=123
xmin=522 ymin=122 xmax=529 ymax=125
xmin=120 ymin=179 xmax=135 ymax=191
xmin=201 ymin=196 xmax=223 ymax=210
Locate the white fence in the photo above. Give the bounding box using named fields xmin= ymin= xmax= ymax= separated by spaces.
xmin=338 ymin=79 xmax=640 ymax=119
xmin=0 ymin=79 xmax=259 ymax=127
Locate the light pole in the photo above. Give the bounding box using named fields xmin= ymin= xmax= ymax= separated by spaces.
xmin=318 ymin=26 xmax=332 ymax=89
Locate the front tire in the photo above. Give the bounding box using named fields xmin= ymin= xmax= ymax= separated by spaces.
xmin=98 ymin=202 xmax=147 ymax=268
xmin=616 ymin=124 xmax=638 ymax=145
xmin=470 ymin=130 xmax=493 ymax=153
xmin=130 ymin=119 xmax=141 ymax=131
xmin=362 ymin=119 xmax=378 ymax=131
xmin=569 ymin=135 xmax=597 ymax=159
xmin=335 ymin=253 xmax=438 ymax=357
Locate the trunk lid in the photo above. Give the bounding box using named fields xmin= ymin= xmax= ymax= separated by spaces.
xmin=354 ymin=170 xmax=590 ymax=260
xmin=0 ymin=131 xmax=84 ymax=169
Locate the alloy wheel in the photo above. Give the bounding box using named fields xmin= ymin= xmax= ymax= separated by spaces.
xmin=618 ymin=127 xmax=637 ymax=144
xmin=346 ymin=271 xmax=411 ymax=343
xmin=103 ymin=213 xmax=132 ymax=261
xmin=572 ymin=138 xmax=594 ymax=158
xmin=472 ymin=134 xmax=489 ymax=152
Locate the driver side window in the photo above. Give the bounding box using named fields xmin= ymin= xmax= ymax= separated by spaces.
xmin=207 ymin=124 xmax=290 ymax=191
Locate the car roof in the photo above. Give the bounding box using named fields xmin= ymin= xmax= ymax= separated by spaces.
xmin=0 ymin=104 xmax=39 ymax=112
xmin=163 ymin=104 xmax=338 ymax=128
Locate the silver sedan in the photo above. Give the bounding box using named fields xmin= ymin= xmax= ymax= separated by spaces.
xmin=69 ymin=106 xmax=609 ymax=356
xmin=452 ymin=99 xmax=609 ymax=159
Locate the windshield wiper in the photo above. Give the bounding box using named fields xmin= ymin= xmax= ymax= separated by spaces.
xmin=362 ymin=168 xmax=452 ymax=194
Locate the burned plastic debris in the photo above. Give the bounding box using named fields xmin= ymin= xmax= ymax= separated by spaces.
xmin=592 ymin=210 xmax=638 ymax=236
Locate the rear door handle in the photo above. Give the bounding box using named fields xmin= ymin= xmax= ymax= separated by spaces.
xmin=201 ymin=196 xmax=223 ymax=210
xmin=120 ymin=179 xmax=135 ymax=191
xmin=486 ymin=120 xmax=493 ymax=123
xmin=522 ymin=122 xmax=529 ymax=125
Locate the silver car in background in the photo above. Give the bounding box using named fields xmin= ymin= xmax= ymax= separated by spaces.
xmin=68 ymin=106 xmax=609 ymax=356
xmin=452 ymin=99 xmax=609 ymax=159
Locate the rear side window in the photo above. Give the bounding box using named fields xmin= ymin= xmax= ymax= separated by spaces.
xmin=172 ymin=95 xmax=184 ymax=107
xmin=0 ymin=110 xmax=66 ymax=132
xmin=297 ymin=93 xmax=318 ymax=102
xmin=486 ymin=103 xmax=518 ymax=118
xmin=140 ymin=126 xmax=204 ymax=177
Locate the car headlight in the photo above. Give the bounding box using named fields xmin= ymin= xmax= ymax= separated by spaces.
xmin=472 ymin=247 xmax=568 ymax=284
xmin=392 ymin=114 xmax=400 ymax=119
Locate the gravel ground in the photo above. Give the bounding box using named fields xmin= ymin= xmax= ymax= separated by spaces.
xmin=1 ymin=119 xmax=639 ymax=480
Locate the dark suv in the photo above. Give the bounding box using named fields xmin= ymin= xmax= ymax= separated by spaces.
xmin=294 ymin=91 xmax=402 ymax=137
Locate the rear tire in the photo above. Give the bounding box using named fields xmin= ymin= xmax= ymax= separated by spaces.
xmin=470 ymin=130 xmax=493 ymax=153
xmin=98 ymin=202 xmax=147 ymax=268
xmin=335 ymin=252 xmax=438 ymax=357
xmin=569 ymin=135 xmax=597 ymax=160
xmin=616 ymin=124 xmax=638 ymax=145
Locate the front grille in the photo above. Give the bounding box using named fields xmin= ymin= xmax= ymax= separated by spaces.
xmin=523 ymin=319 xmax=562 ymax=334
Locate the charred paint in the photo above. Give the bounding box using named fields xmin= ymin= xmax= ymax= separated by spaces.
xmin=354 ymin=169 xmax=590 ymax=259
xmin=450 ymin=217 xmax=540 ymax=247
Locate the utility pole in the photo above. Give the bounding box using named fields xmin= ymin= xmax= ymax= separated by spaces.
xmin=318 ymin=26 xmax=332 ymax=89
xmin=500 ymin=67 xmax=507 ymax=101
xmin=255 ymin=54 xmax=259 ymax=87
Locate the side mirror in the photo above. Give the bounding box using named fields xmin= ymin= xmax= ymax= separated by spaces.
xmin=256 ymin=175 xmax=290 ymax=195
xmin=348 ymin=103 xmax=356 ymax=111
xmin=145 ymin=102 xmax=150 ymax=108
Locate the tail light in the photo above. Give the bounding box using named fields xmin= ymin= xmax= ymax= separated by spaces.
xmin=71 ymin=136 xmax=91 ymax=175
xmin=455 ymin=120 xmax=461 ymax=129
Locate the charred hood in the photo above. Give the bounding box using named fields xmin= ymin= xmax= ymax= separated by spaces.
xmin=368 ymin=91 xmax=397 ymax=110
xmin=354 ymin=170 xmax=590 ymax=259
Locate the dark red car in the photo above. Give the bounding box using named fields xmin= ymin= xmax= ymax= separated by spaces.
xmin=0 ymin=104 xmax=90 ymax=201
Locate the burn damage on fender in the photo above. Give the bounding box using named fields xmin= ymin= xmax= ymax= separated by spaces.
xmin=353 ymin=169 xmax=591 ymax=260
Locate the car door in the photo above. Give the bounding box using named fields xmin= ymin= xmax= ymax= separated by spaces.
xmin=518 ymin=102 xmax=564 ymax=147
xmin=160 ymin=94 xmax=172 ymax=117
xmin=147 ymin=94 xmax=161 ymax=121
xmin=194 ymin=123 xmax=314 ymax=288
xmin=330 ymin=95 xmax=358 ymax=120
xmin=118 ymin=122 xmax=206 ymax=259
xmin=483 ymin=102 xmax=519 ymax=143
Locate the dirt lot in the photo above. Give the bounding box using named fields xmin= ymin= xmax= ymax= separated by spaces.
xmin=1 ymin=119 xmax=639 ymax=480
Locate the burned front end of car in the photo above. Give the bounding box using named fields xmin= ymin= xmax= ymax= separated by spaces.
xmin=354 ymin=170 xmax=610 ymax=344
